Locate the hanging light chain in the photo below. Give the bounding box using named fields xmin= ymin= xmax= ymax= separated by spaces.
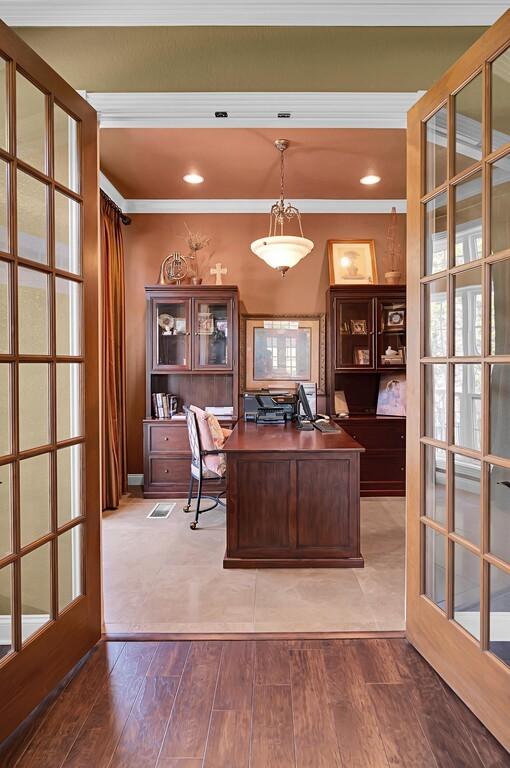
xmin=267 ymin=139 xmax=305 ymax=238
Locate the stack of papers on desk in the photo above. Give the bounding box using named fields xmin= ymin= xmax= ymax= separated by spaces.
xmin=205 ymin=406 xmax=234 ymax=417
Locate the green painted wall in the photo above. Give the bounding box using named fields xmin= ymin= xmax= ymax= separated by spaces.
xmin=15 ymin=26 xmax=486 ymax=92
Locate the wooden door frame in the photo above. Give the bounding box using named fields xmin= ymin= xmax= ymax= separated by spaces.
xmin=407 ymin=10 xmax=510 ymax=751
xmin=0 ymin=20 xmax=100 ymax=741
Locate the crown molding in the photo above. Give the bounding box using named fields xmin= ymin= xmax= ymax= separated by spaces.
xmin=100 ymin=168 xmax=406 ymax=215
xmin=2 ymin=1 xmax=505 ymax=26
xmin=88 ymin=91 xmax=423 ymax=129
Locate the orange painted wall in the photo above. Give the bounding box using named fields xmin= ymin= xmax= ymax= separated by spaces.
xmin=124 ymin=212 xmax=406 ymax=474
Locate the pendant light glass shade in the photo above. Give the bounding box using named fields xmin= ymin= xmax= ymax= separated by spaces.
xmin=251 ymin=235 xmax=314 ymax=273
xmin=251 ymin=139 xmax=313 ymax=276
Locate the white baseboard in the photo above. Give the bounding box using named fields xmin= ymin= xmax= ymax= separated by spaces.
xmin=0 ymin=614 xmax=50 ymax=645
xmin=128 ymin=473 xmax=144 ymax=486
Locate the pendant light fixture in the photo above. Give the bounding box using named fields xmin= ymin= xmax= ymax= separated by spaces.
xmin=251 ymin=139 xmax=314 ymax=276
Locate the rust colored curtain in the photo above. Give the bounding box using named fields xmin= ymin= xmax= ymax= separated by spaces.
xmin=101 ymin=193 xmax=127 ymax=509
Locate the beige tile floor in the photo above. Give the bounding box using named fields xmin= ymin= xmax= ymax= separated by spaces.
xmin=102 ymin=493 xmax=405 ymax=634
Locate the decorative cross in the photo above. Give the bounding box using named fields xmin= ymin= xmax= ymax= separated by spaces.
xmin=210 ymin=262 xmax=227 ymax=285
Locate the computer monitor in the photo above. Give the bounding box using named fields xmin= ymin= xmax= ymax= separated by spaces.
xmin=297 ymin=383 xmax=314 ymax=421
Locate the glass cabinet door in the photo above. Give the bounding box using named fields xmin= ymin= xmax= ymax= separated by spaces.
xmin=335 ymin=298 xmax=373 ymax=369
xmin=377 ymin=298 xmax=406 ymax=369
xmin=153 ymin=299 xmax=190 ymax=370
xmin=193 ymin=298 xmax=232 ymax=369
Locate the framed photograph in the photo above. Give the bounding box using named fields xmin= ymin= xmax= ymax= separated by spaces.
xmin=350 ymin=319 xmax=368 ymax=335
xmin=386 ymin=309 xmax=405 ymax=329
xmin=327 ymin=239 xmax=378 ymax=285
xmin=174 ymin=318 xmax=186 ymax=334
xmin=197 ymin=312 xmax=214 ymax=334
xmin=241 ymin=314 xmax=326 ymax=393
xmin=354 ymin=347 xmax=370 ymax=366
xmin=376 ymin=373 xmax=407 ymax=416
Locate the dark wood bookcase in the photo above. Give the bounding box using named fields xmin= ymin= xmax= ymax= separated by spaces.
xmin=326 ymin=284 xmax=406 ymax=496
xmin=143 ymin=284 xmax=239 ymax=497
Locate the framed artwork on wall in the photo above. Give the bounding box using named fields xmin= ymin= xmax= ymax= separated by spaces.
xmin=241 ymin=314 xmax=326 ymax=393
xmin=327 ymin=239 xmax=378 ymax=285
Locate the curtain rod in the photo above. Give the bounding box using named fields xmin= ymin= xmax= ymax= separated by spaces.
xmin=100 ymin=188 xmax=132 ymax=225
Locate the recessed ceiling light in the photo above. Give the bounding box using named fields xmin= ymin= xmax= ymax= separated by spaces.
xmin=183 ymin=173 xmax=204 ymax=184
xmin=360 ymin=175 xmax=381 ymax=185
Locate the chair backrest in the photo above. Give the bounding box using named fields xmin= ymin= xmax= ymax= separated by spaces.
xmin=184 ymin=407 xmax=202 ymax=469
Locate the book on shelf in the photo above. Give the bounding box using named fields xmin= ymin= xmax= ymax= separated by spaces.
xmin=152 ymin=393 xmax=177 ymax=419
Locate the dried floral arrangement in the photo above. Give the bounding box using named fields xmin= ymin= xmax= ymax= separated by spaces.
xmin=179 ymin=223 xmax=211 ymax=281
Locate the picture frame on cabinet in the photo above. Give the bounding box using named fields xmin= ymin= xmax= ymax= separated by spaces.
xmin=328 ymin=239 xmax=378 ymax=285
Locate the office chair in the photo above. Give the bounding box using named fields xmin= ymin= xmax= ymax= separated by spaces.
xmin=183 ymin=406 xmax=226 ymax=530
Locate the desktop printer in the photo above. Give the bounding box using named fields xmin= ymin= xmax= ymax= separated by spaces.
xmin=243 ymin=391 xmax=297 ymax=424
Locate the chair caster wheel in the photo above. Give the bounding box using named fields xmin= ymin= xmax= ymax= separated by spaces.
xmin=183 ymin=504 xmax=191 ymax=512
xmin=190 ymin=521 xmax=198 ymax=530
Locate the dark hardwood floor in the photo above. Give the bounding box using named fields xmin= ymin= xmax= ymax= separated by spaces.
xmin=1 ymin=639 xmax=508 ymax=767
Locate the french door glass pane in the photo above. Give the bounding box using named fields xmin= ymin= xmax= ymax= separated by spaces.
xmin=21 ymin=542 xmax=51 ymax=643
xmin=16 ymin=71 xmax=46 ymax=173
xmin=56 ymin=277 xmax=81 ymax=356
xmin=0 ymin=363 xmax=11 ymax=456
xmin=453 ymin=542 xmax=481 ymax=640
xmin=54 ymin=105 xmax=80 ymax=194
xmin=490 ymin=259 xmax=510 ymax=355
xmin=55 ymin=191 xmax=81 ymax=275
xmin=424 ymin=364 xmax=447 ymax=441
xmin=454 ymin=364 xmax=481 ymax=450
xmin=0 ymin=565 xmax=12 ymax=658
xmin=0 ymin=463 xmax=12 ymax=557
xmin=454 ymin=173 xmax=482 ymax=265
xmin=56 ymin=363 xmax=82 ymax=442
xmin=0 ymin=260 xmax=9 ymax=353
xmin=57 ymin=444 xmax=82 ymax=526
xmin=0 ymin=158 xmax=9 ymax=253
xmin=455 ymin=73 xmax=483 ymax=174
xmin=424 ymin=445 xmax=447 ymax=525
xmin=491 ymin=46 xmax=510 ymax=152
xmin=489 ymin=463 xmax=510 ymax=563
xmin=0 ymin=58 xmax=7 ymax=151
xmin=424 ymin=278 xmax=447 ymax=357
xmin=489 ymin=565 xmax=510 ymax=667
xmin=58 ymin=525 xmax=83 ymax=612
xmin=454 ymin=454 xmax=481 ymax=546
xmin=424 ymin=193 xmax=447 ymax=275
xmin=424 ymin=526 xmax=446 ymax=610
xmin=490 ymin=364 xmax=510 ymax=459
xmin=454 ymin=268 xmax=482 ymax=357
xmin=490 ymin=156 xmax=510 ymax=256
xmin=195 ymin=301 xmax=229 ymax=367
xmin=18 ymin=266 xmax=49 ymax=355
xmin=17 ymin=170 xmax=48 ymax=265
xmin=18 ymin=362 xmax=49 ymax=451
xmin=425 ymin=106 xmax=447 ymax=194
xmin=20 ymin=452 xmax=50 ymax=547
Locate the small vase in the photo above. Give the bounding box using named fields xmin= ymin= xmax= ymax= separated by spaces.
xmin=385 ymin=270 xmax=402 ymax=285
xmin=192 ymin=276 xmax=203 ymax=286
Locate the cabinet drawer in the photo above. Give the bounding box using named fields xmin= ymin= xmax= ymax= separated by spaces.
xmin=340 ymin=420 xmax=405 ymax=450
xmin=150 ymin=457 xmax=190 ymax=485
xmin=148 ymin=423 xmax=190 ymax=453
xmin=360 ymin=452 xmax=405 ymax=482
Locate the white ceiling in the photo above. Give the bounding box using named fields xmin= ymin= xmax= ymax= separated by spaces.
xmin=0 ymin=0 xmax=506 ymax=26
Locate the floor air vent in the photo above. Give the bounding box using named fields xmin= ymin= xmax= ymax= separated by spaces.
xmin=147 ymin=502 xmax=176 ymax=519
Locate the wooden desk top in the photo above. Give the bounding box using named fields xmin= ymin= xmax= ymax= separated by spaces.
xmin=223 ymin=420 xmax=364 ymax=453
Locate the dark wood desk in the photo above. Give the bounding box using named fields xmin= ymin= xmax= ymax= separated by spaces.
xmin=223 ymin=421 xmax=364 ymax=568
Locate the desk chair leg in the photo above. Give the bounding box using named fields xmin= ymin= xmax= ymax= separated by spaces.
xmin=190 ymin=473 xmax=203 ymax=529
xmin=183 ymin=475 xmax=194 ymax=513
